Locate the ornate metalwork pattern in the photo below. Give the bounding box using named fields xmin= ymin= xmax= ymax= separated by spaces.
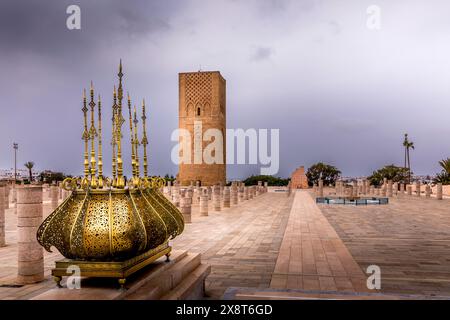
xmin=36 ymin=62 xmax=185 ymax=263
xmin=37 ymin=187 xmax=183 ymax=262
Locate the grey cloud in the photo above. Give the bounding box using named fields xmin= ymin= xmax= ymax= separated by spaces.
xmin=1 ymin=0 xmax=450 ymax=179
xmin=250 ymin=46 xmax=275 ymax=62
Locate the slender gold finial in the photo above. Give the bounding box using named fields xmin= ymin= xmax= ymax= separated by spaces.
xmin=127 ymin=92 xmax=136 ymax=179
xmin=97 ymin=94 xmax=103 ymax=188
xmin=133 ymin=105 xmax=140 ymax=179
xmin=89 ymin=82 xmax=98 ymax=188
xmin=82 ymin=89 xmax=90 ymax=179
xmin=111 ymin=86 xmax=118 ymax=186
xmin=115 ymin=60 xmax=125 ymax=188
xmin=141 ymin=99 xmax=149 ymax=178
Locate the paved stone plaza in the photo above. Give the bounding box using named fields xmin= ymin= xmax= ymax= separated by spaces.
xmin=0 ymin=190 xmax=449 ymax=299
xmin=320 ymin=195 xmax=450 ymax=296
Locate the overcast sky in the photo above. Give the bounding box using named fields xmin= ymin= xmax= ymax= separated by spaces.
xmin=0 ymin=0 xmax=449 ymax=179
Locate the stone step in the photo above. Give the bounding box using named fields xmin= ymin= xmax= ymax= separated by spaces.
xmin=33 ymin=250 xmax=207 ymax=300
xmin=124 ymin=252 xmax=207 ymax=300
xmin=223 ymin=287 xmax=446 ymax=300
xmin=160 ymin=263 xmax=211 ymax=300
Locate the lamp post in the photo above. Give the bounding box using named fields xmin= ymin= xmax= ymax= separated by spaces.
xmin=13 ymin=143 xmax=18 ymax=184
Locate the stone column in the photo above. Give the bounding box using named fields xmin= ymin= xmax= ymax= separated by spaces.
xmin=50 ymin=185 xmax=59 ymax=211
xmin=207 ymin=187 xmax=212 ymax=201
xmin=264 ymin=181 xmax=268 ymax=193
xmin=238 ymin=186 xmax=244 ymax=202
xmin=393 ymin=182 xmax=398 ymax=196
xmin=0 ymin=186 xmax=5 ymax=247
xmin=352 ymin=181 xmax=358 ymax=197
xmin=399 ymin=183 xmax=405 ymax=195
xmin=186 ymin=187 xmax=194 ymax=205
xmin=436 ymin=183 xmax=443 ymax=200
xmin=244 ymin=187 xmax=249 ymax=200
xmin=213 ymin=185 xmax=221 ymax=211
xmin=199 ymin=189 xmax=209 ymax=216
xmin=180 ymin=193 xmax=192 ymax=223
xmin=17 ymin=186 xmax=44 ymax=284
xmin=172 ymin=186 xmax=180 ymax=208
xmin=223 ymin=187 xmax=231 ymax=208
xmin=4 ymin=184 xmax=10 ymax=209
xmin=231 ymin=185 xmax=238 ymax=205
xmin=387 ymin=180 xmax=393 ymax=197
xmin=370 ymin=186 xmax=374 ymax=195
xmin=407 ymin=185 xmax=412 ymax=196
xmin=381 ymin=185 xmax=387 ymax=197
xmin=425 ymin=185 xmax=431 ymax=198
xmin=415 ymin=181 xmax=421 ymax=197
xmin=318 ymin=180 xmax=324 ymax=197
xmin=58 ymin=182 xmax=63 ymax=200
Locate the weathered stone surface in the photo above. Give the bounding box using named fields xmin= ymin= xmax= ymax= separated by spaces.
xmin=16 ymin=186 xmax=44 ymax=284
xmin=290 ymin=166 xmax=308 ymax=189
xmin=178 ymin=71 xmax=226 ymax=186
xmin=223 ymin=187 xmax=231 ymax=208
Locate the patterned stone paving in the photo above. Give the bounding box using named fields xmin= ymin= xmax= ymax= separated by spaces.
xmin=270 ymin=191 xmax=369 ymax=293
xmin=1 ymin=189 xmax=449 ymax=300
xmin=0 ymin=193 xmax=293 ymax=299
xmin=172 ymin=193 xmax=293 ymax=298
xmin=319 ymin=195 xmax=450 ymax=296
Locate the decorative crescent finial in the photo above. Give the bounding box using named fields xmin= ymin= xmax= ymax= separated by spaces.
xmin=97 ymin=94 xmax=103 ymax=188
xmin=133 ymin=105 xmax=140 ymax=179
xmin=127 ymin=92 xmax=136 ymax=179
xmin=141 ymin=98 xmax=149 ymax=178
xmin=82 ymin=89 xmax=90 ymax=179
xmin=89 ymin=82 xmax=98 ymax=188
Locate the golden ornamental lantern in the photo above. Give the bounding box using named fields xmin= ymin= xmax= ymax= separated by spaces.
xmin=37 ymin=61 xmax=184 ymax=288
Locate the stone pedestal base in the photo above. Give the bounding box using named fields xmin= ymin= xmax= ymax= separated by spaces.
xmin=32 ymin=250 xmax=210 ymax=300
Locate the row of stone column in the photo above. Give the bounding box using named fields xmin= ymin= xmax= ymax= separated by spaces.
xmin=163 ymin=181 xmax=268 ymax=224
xmin=331 ymin=178 xmax=444 ymax=200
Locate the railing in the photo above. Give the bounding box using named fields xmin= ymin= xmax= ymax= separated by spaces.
xmin=316 ymin=197 xmax=389 ymax=205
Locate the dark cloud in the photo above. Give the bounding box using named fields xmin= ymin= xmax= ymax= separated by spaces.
xmin=1 ymin=0 xmax=450 ymax=179
xmin=250 ymin=46 xmax=274 ymax=62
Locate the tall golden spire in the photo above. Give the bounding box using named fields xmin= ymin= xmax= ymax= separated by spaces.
xmin=89 ymin=81 xmax=98 ymax=188
xmin=97 ymin=94 xmax=103 ymax=188
xmin=133 ymin=105 xmax=140 ymax=178
xmin=82 ymin=89 xmax=90 ymax=179
xmin=141 ymin=99 xmax=149 ymax=178
xmin=111 ymin=86 xmax=118 ymax=186
xmin=115 ymin=60 xmax=125 ymax=188
xmin=127 ymin=92 xmax=136 ymax=179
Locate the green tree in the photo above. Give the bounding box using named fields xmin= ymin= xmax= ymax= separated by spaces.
xmin=306 ymin=162 xmax=341 ymax=187
xmin=368 ymin=164 xmax=410 ymax=187
xmin=24 ymin=161 xmax=35 ymax=182
xmin=433 ymin=158 xmax=450 ymax=185
xmin=243 ymin=175 xmax=289 ymax=186
xmin=39 ymin=170 xmax=71 ymax=183
xmin=403 ymin=133 xmax=415 ymax=184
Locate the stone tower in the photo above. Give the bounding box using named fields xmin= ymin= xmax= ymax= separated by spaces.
xmin=178 ymin=71 xmax=226 ymax=186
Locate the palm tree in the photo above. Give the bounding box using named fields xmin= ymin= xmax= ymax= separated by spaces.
xmin=403 ymin=133 xmax=415 ymax=184
xmin=434 ymin=158 xmax=450 ymax=185
xmin=24 ymin=161 xmax=35 ymax=182
xmin=438 ymin=158 xmax=450 ymax=174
